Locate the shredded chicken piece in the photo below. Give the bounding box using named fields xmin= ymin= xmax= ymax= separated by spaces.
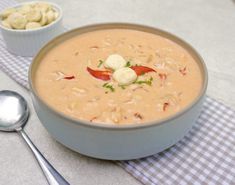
xmin=107 ymin=99 xmax=118 ymax=107
xmin=67 ymin=102 xmax=78 ymax=112
xmin=157 ymin=92 xmax=181 ymax=111
xmin=124 ymin=99 xmax=135 ymax=105
xmin=90 ymin=46 xmax=99 ymax=49
xmin=103 ymin=41 xmax=111 ymax=46
xmin=155 ymin=49 xmax=161 ymax=58
xmin=87 ymin=59 xmax=92 ymax=66
xmin=163 ymin=93 xmax=179 ymax=106
xmin=166 ymin=82 xmax=172 ymax=86
xmin=129 ymin=84 xmax=140 ymax=91
xmin=111 ymin=107 xmax=123 ymax=123
xmin=128 ymin=44 xmax=135 ymax=50
xmin=90 ymin=46 xmax=99 ymax=52
xmin=146 ymin=54 xmax=153 ymax=63
xmin=88 ymin=96 xmax=100 ymax=102
xmin=104 ymin=37 xmax=111 ymax=42
xmin=154 ymin=62 xmax=166 ymax=69
xmin=100 ymin=106 xmax=123 ymax=124
xmin=129 ymin=84 xmax=149 ymax=92
xmin=72 ymin=87 xmax=87 ymax=96
xmin=54 ymin=71 xmax=65 ymax=81
xmin=154 ymin=58 xmax=178 ymax=71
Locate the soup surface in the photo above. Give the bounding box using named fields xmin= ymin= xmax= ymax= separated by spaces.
xmin=35 ymin=29 xmax=202 ymax=125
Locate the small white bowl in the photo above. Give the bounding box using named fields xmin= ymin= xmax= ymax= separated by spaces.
xmin=0 ymin=2 xmax=64 ymax=57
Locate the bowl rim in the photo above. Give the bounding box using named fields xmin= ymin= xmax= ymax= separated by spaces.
xmin=29 ymin=23 xmax=208 ymax=130
xmin=0 ymin=1 xmax=63 ymax=32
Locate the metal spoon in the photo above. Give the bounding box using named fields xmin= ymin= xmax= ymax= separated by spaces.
xmin=0 ymin=90 xmax=69 ymax=185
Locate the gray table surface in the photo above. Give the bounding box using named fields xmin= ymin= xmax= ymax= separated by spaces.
xmin=0 ymin=0 xmax=235 ymax=184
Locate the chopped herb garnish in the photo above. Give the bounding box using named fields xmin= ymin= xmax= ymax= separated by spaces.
xmin=125 ymin=61 xmax=131 ymax=67
xmin=97 ymin=60 xmax=104 ymax=68
xmin=134 ymin=76 xmax=153 ymax=86
xmin=103 ymin=83 xmax=115 ymax=92
xmin=102 ymin=82 xmax=108 ymax=87
xmin=119 ymin=85 xmax=126 ymax=90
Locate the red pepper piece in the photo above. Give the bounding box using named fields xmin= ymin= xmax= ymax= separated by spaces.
xmin=87 ymin=67 xmax=111 ymax=81
xmin=131 ymin=66 xmax=156 ymax=76
xmin=134 ymin=112 xmax=143 ymax=120
xmin=163 ymin=102 xmax=169 ymax=111
xmin=179 ymin=67 xmax=187 ymax=76
xmin=159 ymin=73 xmax=167 ymax=80
xmin=63 ymin=75 xmax=75 ymax=80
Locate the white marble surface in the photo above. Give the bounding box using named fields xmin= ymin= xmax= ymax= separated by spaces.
xmin=0 ymin=0 xmax=235 ymax=184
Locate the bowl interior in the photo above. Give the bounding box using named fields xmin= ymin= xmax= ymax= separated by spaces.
xmin=29 ymin=23 xmax=208 ymax=130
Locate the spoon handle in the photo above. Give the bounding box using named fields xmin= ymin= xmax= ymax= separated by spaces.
xmin=18 ymin=129 xmax=70 ymax=185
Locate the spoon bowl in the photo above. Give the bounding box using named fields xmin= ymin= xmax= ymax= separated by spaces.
xmin=0 ymin=90 xmax=29 ymax=131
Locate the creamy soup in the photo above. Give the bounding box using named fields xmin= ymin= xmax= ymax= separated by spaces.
xmin=35 ymin=29 xmax=203 ymax=125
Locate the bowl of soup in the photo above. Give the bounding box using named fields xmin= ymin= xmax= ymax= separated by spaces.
xmin=29 ymin=23 xmax=208 ymax=160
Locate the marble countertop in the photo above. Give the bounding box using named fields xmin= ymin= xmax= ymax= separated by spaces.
xmin=0 ymin=0 xmax=235 ymax=184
